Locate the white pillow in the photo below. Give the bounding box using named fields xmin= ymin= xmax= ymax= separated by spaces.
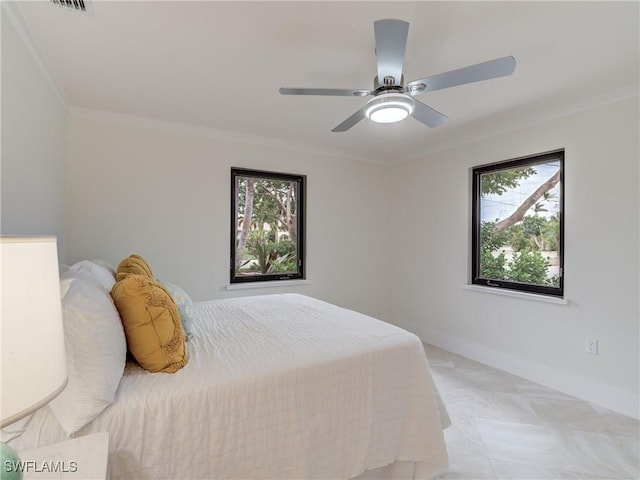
xmin=67 ymin=260 xmax=116 ymax=293
xmin=48 ymin=276 xmax=126 ymax=435
xmin=92 ymin=258 xmax=116 ymax=277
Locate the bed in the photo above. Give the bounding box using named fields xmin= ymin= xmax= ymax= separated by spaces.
xmin=7 ymin=261 xmax=449 ymax=479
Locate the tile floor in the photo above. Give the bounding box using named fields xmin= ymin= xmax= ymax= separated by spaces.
xmin=425 ymin=344 xmax=639 ymax=480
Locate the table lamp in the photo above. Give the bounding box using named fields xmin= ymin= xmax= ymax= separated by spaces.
xmin=1 ymin=236 xmax=68 ymax=480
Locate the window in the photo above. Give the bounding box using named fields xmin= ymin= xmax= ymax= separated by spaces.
xmin=231 ymin=168 xmax=305 ymax=283
xmin=472 ymin=150 xmax=564 ymax=297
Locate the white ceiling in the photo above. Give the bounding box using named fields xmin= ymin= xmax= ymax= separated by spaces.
xmin=11 ymin=1 xmax=640 ymax=164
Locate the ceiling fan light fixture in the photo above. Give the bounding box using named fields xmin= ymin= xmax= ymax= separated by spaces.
xmin=365 ymin=93 xmax=414 ymax=124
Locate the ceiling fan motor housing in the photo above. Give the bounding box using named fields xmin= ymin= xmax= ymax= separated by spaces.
xmin=374 ymin=75 xmax=405 ymax=92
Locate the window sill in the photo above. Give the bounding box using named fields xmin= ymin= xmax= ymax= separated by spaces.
xmin=226 ymin=279 xmax=310 ymax=291
xmin=462 ymin=284 xmax=568 ymax=305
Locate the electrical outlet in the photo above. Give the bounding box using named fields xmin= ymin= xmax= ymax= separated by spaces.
xmin=585 ymin=339 xmax=598 ymax=355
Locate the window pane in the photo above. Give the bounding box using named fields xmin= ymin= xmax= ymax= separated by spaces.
xmin=473 ymin=152 xmax=563 ymax=296
xmin=231 ymin=169 xmax=305 ymax=283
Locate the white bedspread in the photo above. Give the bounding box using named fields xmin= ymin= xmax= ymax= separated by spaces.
xmin=10 ymin=294 xmax=449 ymax=479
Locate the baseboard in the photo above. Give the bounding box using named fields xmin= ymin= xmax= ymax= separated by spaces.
xmin=422 ymin=330 xmax=640 ymax=420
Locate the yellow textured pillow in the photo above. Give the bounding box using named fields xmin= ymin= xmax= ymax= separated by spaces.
xmin=116 ymin=254 xmax=153 ymax=281
xmin=111 ymin=274 xmax=187 ymax=373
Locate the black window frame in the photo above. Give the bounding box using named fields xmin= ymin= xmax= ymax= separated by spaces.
xmin=230 ymin=167 xmax=306 ymax=284
xmin=471 ymin=150 xmax=565 ymax=297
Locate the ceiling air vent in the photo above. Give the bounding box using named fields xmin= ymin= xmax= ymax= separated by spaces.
xmin=50 ymin=0 xmax=93 ymax=15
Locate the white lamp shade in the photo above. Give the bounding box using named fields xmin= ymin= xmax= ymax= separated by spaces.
xmin=1 ymin=236 xmax=67 ymax=427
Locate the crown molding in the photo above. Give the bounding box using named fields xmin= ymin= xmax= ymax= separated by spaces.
xmin=69 ymin=106 xmax=388 ymax=165
xmin=2 ymin=1 xmax=68 ymax=105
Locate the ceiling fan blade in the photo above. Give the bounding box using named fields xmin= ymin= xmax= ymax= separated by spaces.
xmin=411 ymin=99 xmax=448 ymax=128
xmin=374 ymin=19 xmax=409 ymax=87
xmin=331 ymin=106 xmax=368 ymax=132
xmin=279 ymin=87 xmax=371 ymax=97
xmin=406 ymin=56 xmax=516 ymax=95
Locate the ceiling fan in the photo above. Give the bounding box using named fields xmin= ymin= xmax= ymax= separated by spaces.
xmin=279 ymin=19 xmax=516 ymax=132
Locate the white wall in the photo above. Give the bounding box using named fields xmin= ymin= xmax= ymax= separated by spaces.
xmin=389 ymin=96 xmax=639 ymax=418
xmin=64 ymin=110 xmax=391 ymax=320
xmin=1 ymin=6 xmax=68 ymax=261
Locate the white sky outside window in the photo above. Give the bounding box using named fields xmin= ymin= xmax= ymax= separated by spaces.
xmin=480 ymin=162 xmax=560 ymax=223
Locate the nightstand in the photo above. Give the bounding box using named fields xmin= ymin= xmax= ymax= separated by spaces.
xmin=18 ymin=432 xmax=109 ymax=480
